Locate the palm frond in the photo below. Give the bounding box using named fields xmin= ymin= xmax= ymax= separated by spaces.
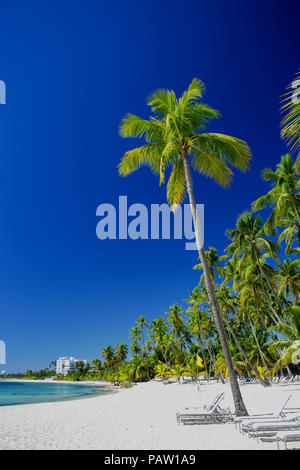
xmin=147 ymin=89 xmax=176 ymax=116
xmin=166 ymin=157 xmax=186 ymax=210
xmin=194 ymin=133 xmax=251 ymax=171
xmin=191 ymin=145 xmax=233 ymax=187
xmin=119 ymin=114 xmax=164 ymax=142
xmin=118 ymin=143 xmax=164 ymax=176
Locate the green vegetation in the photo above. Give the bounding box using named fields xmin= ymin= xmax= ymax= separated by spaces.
xmin=59 ymin=154 xmax=299 ymax=402
xmin=281 ymin=69 xmax=300 ymax=173
xmin=6 ymin=79 xmax=300 ymax=414
xmin=118 ymin=78 xmax=251 ymax=415
xmin=1 ymin=362 xmax=57 ymax=380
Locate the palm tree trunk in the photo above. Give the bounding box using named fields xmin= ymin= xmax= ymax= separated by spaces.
xmin=195 ymin=309 xmax=211 ymax=376
xmin=222 ymin=315 xmax=267 ymax=387
xmin=254 ymin=285 xmax=278 ymax=326
xmin=290 ymin=192 xmax=300 ymax=226
xmin=255 ymin=270 xmax=281 ymax=324
xmin=253 ymin=287 xmax=269 ymax=330
xmin=245 ymin=309 xmax=269 ymax=370
xmin=159 ymin=343 xmax=171 ymax=368
xmin=253 ymin=246 xmax=283 ymax=317
xmin=182 ymin=152 xmax=248 ymax=416
xmin=141 ymin=328 xmax=151 ymax=381
xmin=197 ymin=332 xmax=209 ymax=375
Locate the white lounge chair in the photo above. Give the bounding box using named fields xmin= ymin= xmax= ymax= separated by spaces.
xmin=235 ymin=395 xmax=294 ymax=432
xmin=275 ymin=430 xmax=300 ymax=450
xmin=176 ymin=392 xmax=231 ymax=425
xmin=244 ymin=414 xmax=300 ymax=443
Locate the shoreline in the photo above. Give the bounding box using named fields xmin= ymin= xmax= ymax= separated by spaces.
xmin=0 ymin=378 xmax=113 ymax=388
xmin=0 ymin=379 xmax=117 ymax=408
xmin=0 ymin=380 xmax=298 ymax=450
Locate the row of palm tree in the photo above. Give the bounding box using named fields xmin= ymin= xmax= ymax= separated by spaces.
xmin=59 ymin=77 xmax=300 ymax=418
xmin=66 ymin=159 xmax=300 ymax=381
xmin=116 ymin=76 xmax=300 ymax=416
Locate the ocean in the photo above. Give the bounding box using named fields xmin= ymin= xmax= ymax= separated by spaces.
xmin=0 ymin=381 xmax=107 ymax=406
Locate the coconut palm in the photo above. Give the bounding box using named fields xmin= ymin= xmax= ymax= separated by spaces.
xmin=213 ymin=350 xmax=247 ymax=381
xmin=215 ymin=285 xmax=267 ymax=386
xmin=268 ymin=306 xmax=300 ymax=373
xmin=186 ymin=306 xmax=209 ymax=374
xmin=238 ymin=254 xmax=281 ymax=326
xmin=136 ymin=316 xmax=149 ymax=356
xmin=169 ymin=364 xmax=189 ymax=383
xmin=186 ymin=288 xmax=216 ymax=374
xmin=130 ymin=340 xmax=142 ymax=356
xmin=273 ymin=258 xmax=300 ymax=304
xmin=119 ymin=78 xmax=251 ymax=415
xmin=136 ymin=315 xmax=151 ymax=379
xmin=226 ymin=211 xmax=282 ymax=321
xmin=155 ymin=362 xmax=171 ymax=380
xmin=281 ymin=70 xmax=300 ymax=173
xmin=126 ymin=356 xmax=148 ymax=382
xmin=149 ymin=317 xmax=171 ymax=366
xmin=91 ymin=358 xmax=102 ymax=371
xmin=252 ymin=154 xmax=300 ymax=241
xmin=116 ymin=342 xmax=128 ymax=362
xmin=278 ymin=208 xmax=300 ymax=255
xmin=193 ymin=246 xmax=227 ymax=286
xmin=102 ymin=345 xmax=115 ymax=367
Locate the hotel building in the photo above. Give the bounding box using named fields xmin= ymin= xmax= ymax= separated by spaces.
xmin=56 ymin=357 xmax=86 ymax=376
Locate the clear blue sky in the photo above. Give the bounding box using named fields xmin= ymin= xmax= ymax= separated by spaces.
xmin=0 ymin=0 xmax=299 ymax=372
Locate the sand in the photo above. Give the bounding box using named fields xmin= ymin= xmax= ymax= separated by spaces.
xmin=0 ymin=379 xmax=299 ymax=450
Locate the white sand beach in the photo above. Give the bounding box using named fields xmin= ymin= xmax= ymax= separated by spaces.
xmin=0 ymin=380 xmax=299 ymax=450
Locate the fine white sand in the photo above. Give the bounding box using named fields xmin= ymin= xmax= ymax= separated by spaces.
xmin=0 ymin=379 xmax=299 ymax=450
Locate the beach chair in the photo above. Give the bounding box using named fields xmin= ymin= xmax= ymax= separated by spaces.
xmin=176 ymin=392 xmax=231 ymax=425
xmin=176 ymin=392 xmax=224 ymax=423
xmin=243 ymin=414 xmax=300 ymax=443
xmin=275 ymin=430 xmax=300 ymax=450
xmin=234 ymin=395 xmax=294 ymax=432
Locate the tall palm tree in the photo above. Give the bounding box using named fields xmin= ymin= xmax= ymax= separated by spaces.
xmin=215 ymin=286 xmax=267 ymax=386
xmin=187 ymin=306 xmax=209 ymax=374
xmin=129 ymin=326 xmax=142 ymax=356
xmin=193 ymin=246 xmax=227 ymax=286
xmin=102 ymin=345 xmax=115 ymax=367
xmin=136 ymin=316 xmax=149 ymax=356
xmin=127 ymin=356 xmax=148 ymax=382
xmin=238 ymin=254 xmax=280 ymax=327
xmin=167 ymin=304 xmax=192 ymax=365
xmin=252 ymin=154 xmax=300 ymax=240
xmin=278 ymin=208 xmax=300 ymax=255
xmin=281 ymin=70 xmax=300 ymax=173
xmin=268 ymin=306 xmax=300 ymax=373
xmin=119 ymin=78 xmax=251 ymax=415
xmin=91 ymin=358 xmax=102 ymax=371
xmin=273 ymin=258 xmax=300 ymax=304
xmin=186 ymin=287 xmax=216 ymax=374
xmin=226 ymin=211 xmax=282 ymax=322
xmin=116 ymin=342 xmax=128 ymax=362
xmin=149 ymin=316 xmax=171 ymax=367
xmin=136 ymin=315 xmax=151 ymax=379
xmin=130 ymin=340 xmax=142 ymax=356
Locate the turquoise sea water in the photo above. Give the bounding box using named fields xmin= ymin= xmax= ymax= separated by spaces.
xmin=0 ymin=381 xmax=108 ymax=406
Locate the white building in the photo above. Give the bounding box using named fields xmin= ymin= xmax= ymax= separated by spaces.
xmin=56 ymin=357 xmax=86 ymax=376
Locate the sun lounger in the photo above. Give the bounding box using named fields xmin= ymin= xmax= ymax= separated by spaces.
xmin=234 ymin=395 xmax=294 ymax=432
xmin=176 ymin=392 xmax=231 ymax=425
xmin=243 ymin=414 xmax=300 ymax=443
xmin=275 ymin=430 xmax=300 ymax=450
xmin=176 ymin=392 xmax=224 ymax=421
